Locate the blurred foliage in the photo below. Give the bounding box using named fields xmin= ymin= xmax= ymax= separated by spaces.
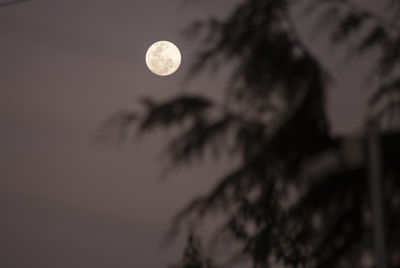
xmin=103 ymin=0 xmax=400 ymax=267
xmin=169 ymin=231 xmax=217 ymax=268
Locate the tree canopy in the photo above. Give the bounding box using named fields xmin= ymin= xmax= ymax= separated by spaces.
xmin=103 ymin=0 xmax=400 ymax=267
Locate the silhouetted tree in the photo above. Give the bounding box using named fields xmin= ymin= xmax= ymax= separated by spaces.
xmin=169 ymin=231 xmax=217 ymax=268
xmin=103 ymin=0 xmax=400 ymax=267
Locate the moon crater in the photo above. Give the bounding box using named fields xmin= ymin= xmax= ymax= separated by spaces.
xmin=145 ymin=41 xmax=181 ymax=76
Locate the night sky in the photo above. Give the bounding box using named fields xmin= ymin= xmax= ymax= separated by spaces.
xmin=0 ymin=0 xmax=370 ymax=267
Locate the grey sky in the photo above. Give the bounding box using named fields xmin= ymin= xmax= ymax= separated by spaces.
xmin=0 ymin=0 xmax=370 ymax=267
xmin=0 ymin=1 xmax=237 ymax=267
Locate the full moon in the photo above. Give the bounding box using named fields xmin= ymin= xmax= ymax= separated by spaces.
xmin=145 ymin=41 xmax=181 ymax=76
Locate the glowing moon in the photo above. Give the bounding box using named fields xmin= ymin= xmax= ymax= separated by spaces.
xmin=145 ymin=41 xmax=181 ymax=76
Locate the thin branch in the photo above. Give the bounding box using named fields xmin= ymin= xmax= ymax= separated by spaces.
xmin=313 ymin=0 xmax=400 ymax=34
xmin=0 ymin=0 xmax=32 ymax=8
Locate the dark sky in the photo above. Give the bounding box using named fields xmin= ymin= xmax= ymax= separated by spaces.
xmin=0 ymin=0 xmax=370 ymax=267
xmin=0 ymin=1 xmax=240 ymax=267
